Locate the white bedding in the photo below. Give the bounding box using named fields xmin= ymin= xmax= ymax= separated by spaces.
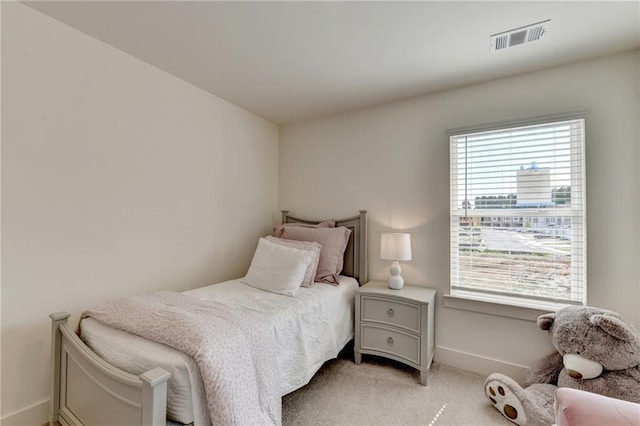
xmin=81 ymin=275 xmax=358 ymax=425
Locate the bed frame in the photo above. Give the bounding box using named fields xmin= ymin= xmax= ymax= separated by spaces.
xmin=49 ymin=210 xmax=368 ymax=426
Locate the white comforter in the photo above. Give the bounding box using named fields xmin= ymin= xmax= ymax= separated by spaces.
xmin=81 ymin=276 xmax=358 ymax=425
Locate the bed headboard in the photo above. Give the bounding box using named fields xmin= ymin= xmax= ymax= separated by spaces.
xmin=281 ymin=210 xmax=368 ymax=285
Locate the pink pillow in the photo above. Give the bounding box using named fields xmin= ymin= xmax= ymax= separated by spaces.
xmin=265 ymin=236 xmax=321 ymax=288
xmin=554 ymin=387 xmax=640 ymax=426
xmin=272 ymin=220 xmax=335 ymax=238
xmin=279 ymin=226 xmax=351 ymax=285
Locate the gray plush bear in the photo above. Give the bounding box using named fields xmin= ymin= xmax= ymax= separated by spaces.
xmin=484 ymin=305 xmax=640 ymax=426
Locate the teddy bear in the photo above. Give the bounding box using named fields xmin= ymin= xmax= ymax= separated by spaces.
xmin=484 ymin=305 xmax=640 ymax=426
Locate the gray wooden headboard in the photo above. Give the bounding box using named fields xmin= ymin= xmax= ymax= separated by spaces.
xmin=281 ymin=210 xmax=368 ymax=285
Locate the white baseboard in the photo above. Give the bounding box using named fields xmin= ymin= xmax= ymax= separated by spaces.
xmin=1 ymin=399 xmax=48 ymax=426
xmin=434 ymin=345 xmax=528 ymax=385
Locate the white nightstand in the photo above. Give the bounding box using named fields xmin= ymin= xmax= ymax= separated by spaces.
xmin=354 ymin=281 xmax=436 ymax=386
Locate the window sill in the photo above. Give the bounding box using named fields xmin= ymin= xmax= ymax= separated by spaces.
xmin=443 ymin=293 xmax=571 ymax=321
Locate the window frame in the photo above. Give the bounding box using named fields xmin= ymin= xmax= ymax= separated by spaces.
xmin=448 ymin=114 xmax=587 ymax=311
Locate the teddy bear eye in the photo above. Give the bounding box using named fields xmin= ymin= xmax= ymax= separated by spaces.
xmin=576 ymin=351 xmax=580 ymax=355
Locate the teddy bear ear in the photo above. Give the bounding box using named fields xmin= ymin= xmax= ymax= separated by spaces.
xmin=591 ymin=314 xmax=638 ymax=343
xmin=537 ymin=312 xmax=556 ymax=330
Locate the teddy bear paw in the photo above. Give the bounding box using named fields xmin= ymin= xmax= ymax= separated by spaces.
xmin=485 ymin=379 xmax=528 ymax=425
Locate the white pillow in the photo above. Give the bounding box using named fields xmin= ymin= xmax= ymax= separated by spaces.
xmin=243 ymin=237 xmax=314 ymax=296
xmin=264 ymin=236 xmax=321 ymax=288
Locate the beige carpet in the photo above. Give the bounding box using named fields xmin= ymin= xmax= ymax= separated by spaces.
xmin=282 ymin=354 xmax=512 ymax=426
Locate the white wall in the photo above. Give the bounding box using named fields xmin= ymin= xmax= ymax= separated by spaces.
xmin=281 ymin=50 xmax=640 ymax=374
xmin=637 ymin=51 xmax=640 ymax=329
xmin=1 ymin=3 xmax=279 ymax=423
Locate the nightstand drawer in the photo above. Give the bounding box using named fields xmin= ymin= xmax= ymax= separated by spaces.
xmin=360 ymin=324 xmax=420 ymax=365
xmin=361 ymin=296 xmax=420 ymax=333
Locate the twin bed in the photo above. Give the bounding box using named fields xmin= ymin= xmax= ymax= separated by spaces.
xmin=49 ymin=211 xmax=368 ymax=426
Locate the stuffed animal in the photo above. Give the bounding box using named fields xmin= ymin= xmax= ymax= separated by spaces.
xmin=484 ymin=305 xmax=640 ymax=426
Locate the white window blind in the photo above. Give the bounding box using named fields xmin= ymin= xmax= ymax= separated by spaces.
xmin=450 ymin=117 xmax=586 ymax=306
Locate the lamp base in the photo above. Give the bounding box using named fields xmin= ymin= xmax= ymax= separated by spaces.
xmin=388 ymin=260 xmax=404 ymax=289
xmin=388 ymin=275 xmax=404 ymax=289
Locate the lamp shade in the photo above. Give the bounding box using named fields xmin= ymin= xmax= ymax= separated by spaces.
xmin=380 ymin=233 xmax=412 ymax=261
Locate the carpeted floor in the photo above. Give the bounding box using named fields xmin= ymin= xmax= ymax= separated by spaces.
xmin=282 ymin=351 xmax=512 ymax=426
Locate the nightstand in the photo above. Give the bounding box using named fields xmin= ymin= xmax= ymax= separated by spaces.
xmin=354 ymin=281 xmax=436 ymax=386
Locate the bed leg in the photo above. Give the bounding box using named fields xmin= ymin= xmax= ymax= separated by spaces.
xmin=140 ymin=367 xmax=171 ymax=426
xmin=49 ymin=312 xmax=71 ymax=425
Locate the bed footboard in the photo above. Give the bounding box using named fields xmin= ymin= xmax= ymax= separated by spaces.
xmin=49 ymin=312 xmax=170 ymax=426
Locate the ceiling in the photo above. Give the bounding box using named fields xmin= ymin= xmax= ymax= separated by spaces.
xmin=24 ymin=1 xmax=640 ymax=125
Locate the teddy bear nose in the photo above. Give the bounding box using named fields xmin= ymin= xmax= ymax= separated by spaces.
xmin=567 ymin=369 xmax=583 ymax=379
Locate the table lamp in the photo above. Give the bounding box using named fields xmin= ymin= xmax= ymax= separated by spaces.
xmin=380 ymin=233 xmax=412 ymax=289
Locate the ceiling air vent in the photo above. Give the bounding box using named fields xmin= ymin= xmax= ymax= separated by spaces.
xmin=491 ymin=19 xmax=550 ymax=52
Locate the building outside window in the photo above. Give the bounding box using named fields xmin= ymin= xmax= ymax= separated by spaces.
xmin=449 ymin=116 xmax=586 ymax=308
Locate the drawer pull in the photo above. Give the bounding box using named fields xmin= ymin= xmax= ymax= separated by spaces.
xmin=387 ymin=337 xmax=394 ymax=346
xmin=387 ymin=308 xmax=394 ymax=317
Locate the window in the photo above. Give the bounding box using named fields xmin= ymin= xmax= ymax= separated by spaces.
xmin=450 ymin=117 xmax=586 ymax=307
